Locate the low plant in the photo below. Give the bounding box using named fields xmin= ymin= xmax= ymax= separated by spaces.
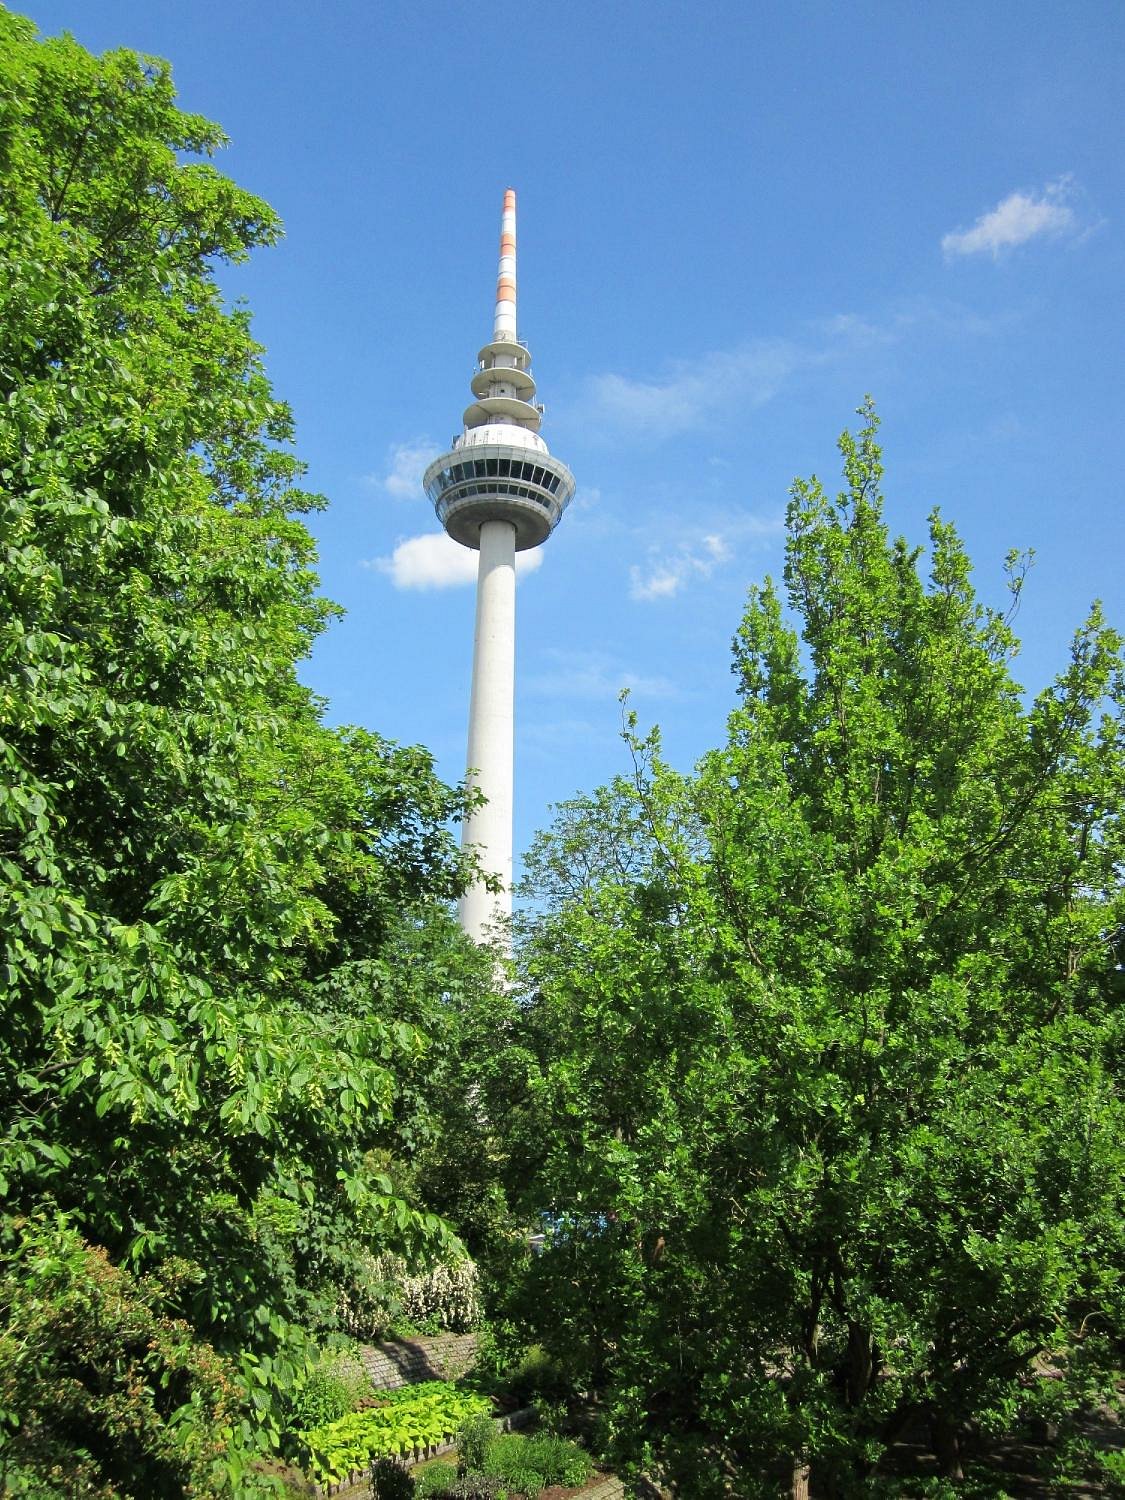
xmin=497 ymin=1467 xmax=544 ymax=1498
xmin=484 ymin=1433 xmax=593 ymax=1491
xmin=532 ymin=1437 xmax=593 ymax=1489
xmin=443 ymin=1478 xmax=502 ymax=1500
xmin=415 ymin=1461 xmax=459 ymax=1497
xmin=289 ymin=1357 xmax=370 ymax=1431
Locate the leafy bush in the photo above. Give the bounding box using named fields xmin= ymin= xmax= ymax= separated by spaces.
xmin=482 ymin=1433 xmax=593 ymax=1491
xmin=502 ymin=1346 xmax=568 ymax=1408
xmin=341 ymin=1251 xmax=483 ymax=1339
xmin=296 ymin=1383 xmax=490 ymax=1485
xmin=529 ymin=1436 xmax=593 ymax=1489
xmin=443 ymin=1479 xmax=502 ymax=1500
xmin=371 ymin=1456 xmax=416 ymax=1500
xmin=499 ymin=1468 xmax=544 ymax=1498
xmin=288 ymin=1356 xmax=371 ymax=1431
xmin=456 ymin=1412 xmax=495 ymax=1476
xmin=0 ymin=1218 xmax=269 ymax=1497
xmin=0 ymin=1465 xmax=71 ymax=1499
xmin=415 ymin=1461 xmax=459 ymax=1497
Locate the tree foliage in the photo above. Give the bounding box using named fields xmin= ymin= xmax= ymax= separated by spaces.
xmin=0 ymin=10 xmax=500 ymax=1491
xmin=514 ymin=403 xmax=1125 ymax=1495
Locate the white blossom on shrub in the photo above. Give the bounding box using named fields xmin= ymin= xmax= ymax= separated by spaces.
xmin=339 ymin=1250 xmax=482 ymax=1339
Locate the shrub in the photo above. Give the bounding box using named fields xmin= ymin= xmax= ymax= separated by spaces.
xmin=0 ymin=1218 xmax=265 ymax=1497
xmin=443 ymin=1479 xmax=502 ymax=1500
xmin=501 ymin=1469 xmax=544 ymax=1499
xmin=484 ymin=1433 xmax=593 ymax=1490
xmin=529 ymin=1436 xmax=593 ymax=1489
xmin=503 ymin=1346 xmax=567 ymax=1408
xmin=288 ymin=1353 xmax=372 ymax=1431
xmin=456 ymin=1412 xmax=495 ymax=1476
xmin=415 ymin=1461 xmax=459 ymax=1498
xmin=341 ymin=1251 xmax=483 ymax=1339
xmin=371 ymin=1456 xmax=416 ymax=1500
xmin=290 ymin=1366 xmax=355 ymax=1430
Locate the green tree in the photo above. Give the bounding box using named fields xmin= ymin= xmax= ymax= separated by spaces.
xmin=0 ymin=10 xmax=492 ymax=1491
xmin=514 ymin=403 xmax=1125 ymax=1496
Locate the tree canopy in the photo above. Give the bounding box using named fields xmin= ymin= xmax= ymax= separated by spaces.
xmin=513 ymin=403 xmax=1125 ymax=1496
xmin=0 ymin=10 xmax=504 ymax=1491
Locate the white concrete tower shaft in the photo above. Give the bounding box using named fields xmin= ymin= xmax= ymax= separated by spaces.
xmin=423 ymin=189 xmax=576 ymax=949
xmin=459 ymin=518 xmax=516 ymax=941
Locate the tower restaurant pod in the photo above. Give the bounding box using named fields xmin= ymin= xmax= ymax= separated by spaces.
xmin=423 ymin=190 xmax=576 ymax=550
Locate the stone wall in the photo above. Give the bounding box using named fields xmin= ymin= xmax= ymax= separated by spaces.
xmin=358 ymin=1332 xmax=478 ymax=1390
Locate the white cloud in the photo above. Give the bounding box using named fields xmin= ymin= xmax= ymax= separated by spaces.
xmin=570 ymin=483 xmax=602 ymax=513
xmin=589 ymin=338 xmax=811 ymax=435
xmin=370 ymin=441 xmax=441 ymax=500
xmin=528 ymin=648 xmax=675 ymax=701
xmin=941 ymin=178 xmax=1077 ymax=259
xmin=579 ymin=296 xmax=1034 ymax=443
xmin=368 ymin=532 xmax=543 ymax=590
xmin=629 ymin=562 xmax=685 ymax=601
xmin=628 ymin=530 xmax=739 ymax=603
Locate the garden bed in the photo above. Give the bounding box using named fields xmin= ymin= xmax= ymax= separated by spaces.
xmin=294 ymin=1406 xmax=538 ymax=1498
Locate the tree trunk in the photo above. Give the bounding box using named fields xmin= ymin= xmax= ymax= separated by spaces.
xmin=845 ymin=1322 xmax=874 ymax=1407
xmin=931 ymin=1412 xmax=964 ymax=1479
xmin=790 ymin=1457 xmax=811 ymax=1499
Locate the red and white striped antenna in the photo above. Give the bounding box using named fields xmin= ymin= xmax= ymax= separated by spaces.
xmin=492 ymin=188 xmax=517 ymax=343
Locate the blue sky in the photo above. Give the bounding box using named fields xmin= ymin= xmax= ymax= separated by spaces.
xmin=21 ymin=0 xmax=1125 ymax=873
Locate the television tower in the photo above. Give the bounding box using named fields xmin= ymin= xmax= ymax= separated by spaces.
xmin=424 ymin=190 xmax=575 ymax=946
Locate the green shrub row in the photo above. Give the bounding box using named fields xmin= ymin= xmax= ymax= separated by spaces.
xmin=413 ymin=1432 xmax=595 ymax=1500
xmin=414 ymin=1460 xmax=460 ymax=1498
xmin=297 ymin=1383 xmax=490 ymax=1484
xmin=287 ymin=1354 xmax=374 ymax=1431
xmin=483 ymin=1433 xmax=593 ymax=1491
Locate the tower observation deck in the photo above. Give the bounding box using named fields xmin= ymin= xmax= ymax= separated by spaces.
xmin=425 ymin=190 xmax=575 ymax=947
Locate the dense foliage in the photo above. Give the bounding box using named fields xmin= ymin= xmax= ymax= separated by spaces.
xmin=513 ymin=405 xmax=1125 ymax=1495
xmin=0 ymin=9 xmax=506 ymax=1492
xmin=0 ymin=1217 xmax=258 ymax=1498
